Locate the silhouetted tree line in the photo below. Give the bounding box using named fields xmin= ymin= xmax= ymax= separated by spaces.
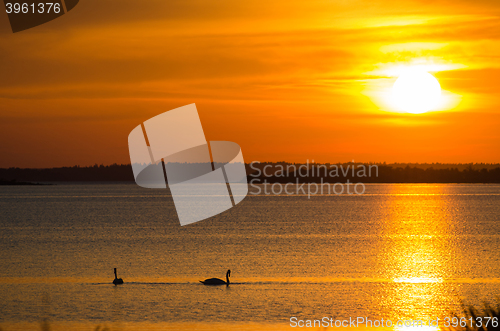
xmin=248 ymin=165 xmax=500 ymax=183
xmin=1 ymin=163 xmax=500 ymax=183
xmin=374 ymin=165 xmax=500 ymax=183
xmin=0 ymin=164 xmax=135 ymax=183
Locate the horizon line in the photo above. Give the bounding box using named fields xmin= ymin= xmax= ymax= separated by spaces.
xmin=3 ymin=161 xmax=500 ymax=170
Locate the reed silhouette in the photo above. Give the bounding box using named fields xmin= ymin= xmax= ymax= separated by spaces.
xmin=450 ymin=300 xmax=500 ymax=331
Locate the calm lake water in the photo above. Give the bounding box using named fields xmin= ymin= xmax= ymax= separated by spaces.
xmin=1 ymin=184 xmax=500 ymax=331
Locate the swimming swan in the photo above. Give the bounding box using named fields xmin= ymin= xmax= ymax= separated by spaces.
xmin=200 ymin=269 xmax=231 ymax=285
xmin=113 ymin=268 xmax=124 ymax=285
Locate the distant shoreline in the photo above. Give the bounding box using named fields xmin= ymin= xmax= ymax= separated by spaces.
xmin=1 ymin=162 xmax=500 ymax=184
xmin=0 ymin=179 xmax=53 ymax=186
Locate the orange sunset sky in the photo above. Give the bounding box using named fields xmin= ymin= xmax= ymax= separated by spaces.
xmin=0 ymin=0 xmax=499 ymax=168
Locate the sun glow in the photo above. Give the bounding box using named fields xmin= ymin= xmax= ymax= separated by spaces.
xmin=393 ymin=277 xmax=444 ymax=284
xmin=391 ymin=68 xmax=442 ymax=114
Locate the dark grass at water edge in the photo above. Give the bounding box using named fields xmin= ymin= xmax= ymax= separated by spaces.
xmin=449 ymin=300 xmax=500 ymax=331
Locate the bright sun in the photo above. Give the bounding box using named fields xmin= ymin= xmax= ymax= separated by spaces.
xmin=391 ymin=68 xmax=442 ymax=114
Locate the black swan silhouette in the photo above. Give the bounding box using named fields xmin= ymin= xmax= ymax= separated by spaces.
xmin=113 ymin=268 xmax=124 ymax=285
xmin=200 ymin=269 xmax=231 ymax=285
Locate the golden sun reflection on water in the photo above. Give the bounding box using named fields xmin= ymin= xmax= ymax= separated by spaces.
xmin=377 ymin=185 xmax=459 ymax=326
xmin=393 ymin=277 xmax=444 ymax=284
xmin=394 ymin=326 xmax=441 ymax=331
